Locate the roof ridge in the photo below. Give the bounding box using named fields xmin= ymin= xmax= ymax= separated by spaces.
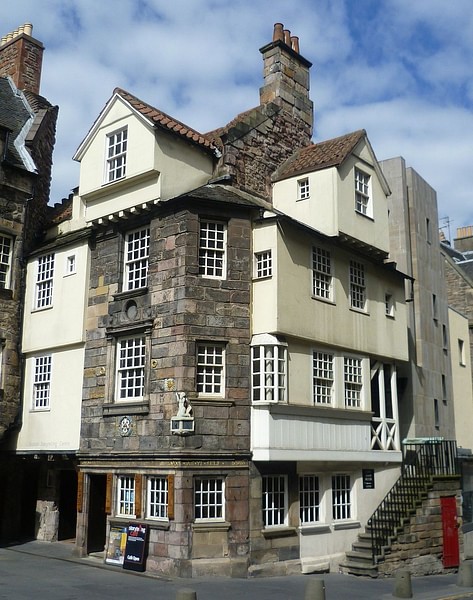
xmin=114 ymin=87 xmax=219 ymax=154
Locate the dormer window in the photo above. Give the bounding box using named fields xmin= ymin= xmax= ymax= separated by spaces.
xmin=355 ymin=168 xmax=371 ymax=216
xmin=106 ymin=127 xmax=128 ymax=183
xmin=298 ymin=177 xmax=310 ymax=200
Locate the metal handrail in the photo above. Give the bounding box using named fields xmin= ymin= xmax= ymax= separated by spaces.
xmin=367 ymin=440 xmax=459 ymax=562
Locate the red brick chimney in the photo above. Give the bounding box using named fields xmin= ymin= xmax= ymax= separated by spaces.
xmin=0 ymin=23 xmax=44 ymax=94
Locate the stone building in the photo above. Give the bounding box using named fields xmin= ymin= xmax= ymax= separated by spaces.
xmin=0 ymin=24 xmax=58 ymax=541
xmin=72 ymin=23 xmax=314 ymax=577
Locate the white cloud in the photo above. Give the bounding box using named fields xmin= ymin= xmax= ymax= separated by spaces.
xmin=1 ymin=0 xmax=472 ymax=234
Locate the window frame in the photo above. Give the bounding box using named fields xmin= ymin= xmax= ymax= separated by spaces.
xmin=251 ymin=335 xmax=287 ymax=403
xmin=385 ymin=292 xmax=395 ymax=318
xmin=312 ymin=350 xmax=334 ymax=405
xmin=0 ymin=234 xmax=13 ymax=289
xmin=33 ymin=354 xmax=52 ymax=410
xmin=35 ymin=253 xmax=55 ymax=309
xmin=349 ymin=260 xmax=366 ymax=312
xmin=332 ymin=474 xmax=352 ymax=521
xmin=343 ymin=356 xmax=364 ymax=409
xmin=123 ymin=226 xmax=150 ymax=291
xmin=116 ymin=475 xmax=136 ymax=517
xmin=299 ymin=474 xmax=321 ymax=525
xmin=146 ymin=476 xmax=169 ymax=521
xmin=354 ymin=168 xmax=371 ymax=217
xmin=105 ymin=126 xmax=128 ymax=183
xmin=297 ymin=177 xmax=310 ymax=200
xmin=115 ymin=335 xmax=146 ymax=402
xmin=196 ymin=343 xmax=225 ymax=397
xmin=262 ymin=474 xmax=288 ymax=528
xmin=198 ymin=220 xmax=227 ymax=279
xmin=194 ymin=476 xmax=225 ymax=522
xmin=312 ymin=246 xmax=333 ymax=301
xmin=254 ymin=250 xmax=272 ymax=279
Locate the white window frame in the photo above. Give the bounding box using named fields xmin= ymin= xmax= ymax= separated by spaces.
xmin=313 ymin=351 xmax=334 ymax=405
xmin=332 ymin=474 xmax=351 ymax=520
xmin=0 ymin=234 xmax=13 ymax=289
xmin=194 ymin=476 xmax=225 ymax=522
xmin=115 ymin=335 xmax=146 ymax=402
xmin=123 ymin=226 xmax=150 ymax=291
xmin=196 ymin=343 xmax=225 ymax=397
xmin=312 ymin=246 xmax=333 ymax=301
xmin=355 ymin=168 xmax=371 ymax=216
xmin=106 ymin=127 xmax=127 ymax=183
xmin=147 ymin=476 xmax=168 ymax=520
xmin=35 ymin=253 xmax=55 ymax=309
xmin=255 ymin=250 xmax=272 ymax=279
xmin=198 ymin=221 xmax=226 ymax=279
xmin=117 ymin=475 xmax=135 ymax=517
xmin=251 ymin=334 xmax=287 ymax=403
xmin=344 ymin=356 xmax=363 ymax=408
xmin=349 ymin=260 xmax=366 ymax=311
xmin=33 ymin=354 xmax=52 ymax=410
xmin=299 ymin=474 xmax=321 ymax=525
xmin=297 ymin=177 xmax=310 ymax=200
xmin=65 ymin=254 xmax=76 ymax=276
xmin=262 ymin=474 xmax=287 ymax=528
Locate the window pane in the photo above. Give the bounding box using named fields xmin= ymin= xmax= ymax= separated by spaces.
xmin=262 ymin=475 xmax=286 ymax=527
xmin=124 ymin=227 xmax=150 ymax=290
xmin=199 ymin=221 xmax=226 ymax=278
xmin=194 ymin=477 xmax=224 ymax=521
xmin=117 ymin=336 xmax=145 ymax=400
xmin=299 ymin=475 xmax=320 ymax=524
xmin=197 ymin=344 xmax=224 ymax=395
xmin=332 ymin=474 xmax=351 ymax=520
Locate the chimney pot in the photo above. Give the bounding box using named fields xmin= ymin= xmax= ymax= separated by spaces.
xmin=291 ymin=36 xmax=300 ymax=54
xmin=273 ymin=23 xmax=284 ymax=42
xmin=24 ymin=23 xmax=33 ymax=36
xmin=283 ymin=29 xmax=291 ymax=46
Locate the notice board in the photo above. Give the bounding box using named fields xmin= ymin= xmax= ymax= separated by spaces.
xmin=123 ymin=522 xmax=148 ymax=572
xmin=105 ymin=526 xmax=128 ymax=565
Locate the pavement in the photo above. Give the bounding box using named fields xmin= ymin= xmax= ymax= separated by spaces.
xmin=1 ymin=540 xmax=473 ymax=599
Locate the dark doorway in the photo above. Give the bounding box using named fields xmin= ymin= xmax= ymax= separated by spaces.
xmin=87 ymin=474 xmax=107 ymax=554
xmin=20 ymin=463 xmax=40 ymax=540
xmin=58 ymin=470 xmax=77 ymax=541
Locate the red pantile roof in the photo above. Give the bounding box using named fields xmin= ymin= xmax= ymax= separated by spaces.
xmin=273 ymin=129 xmax=366 ymax=182
xmin=115 ymin=87 xmax=219 ymax=155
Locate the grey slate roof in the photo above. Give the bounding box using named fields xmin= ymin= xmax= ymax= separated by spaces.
xmin=0 ymin=77 xmax=33 ymax=169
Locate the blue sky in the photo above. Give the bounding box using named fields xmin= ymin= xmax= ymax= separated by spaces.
xmin=2 ymin=0 xmax=472 ymax=240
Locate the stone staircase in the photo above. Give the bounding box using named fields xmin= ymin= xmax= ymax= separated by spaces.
xmin=340 ymin=440 xmax=459 ymax=577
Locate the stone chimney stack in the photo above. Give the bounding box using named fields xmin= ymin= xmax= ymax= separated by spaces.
xmin=259 ymin=22 xmax=313 ymax=134
xmin=0 ymin=23 xmax=44 ymax=94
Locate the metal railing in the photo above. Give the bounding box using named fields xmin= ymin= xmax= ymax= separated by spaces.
xmin=367 ymin=440 xmax=459 ymax=562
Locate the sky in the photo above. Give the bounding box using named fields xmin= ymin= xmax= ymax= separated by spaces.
xmin=1 ymin=0 xmax=472 ymax=240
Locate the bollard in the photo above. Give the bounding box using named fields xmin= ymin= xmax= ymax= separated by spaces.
xmin=457 ymin=561 xmax=473 ymax=587
xmin=304 ymin=578 xmax=326 ymax=600
xmin=393 ymin=569 xmax=413 ymax=598
xmin=176 ymin=589 xmax=197 ymax=600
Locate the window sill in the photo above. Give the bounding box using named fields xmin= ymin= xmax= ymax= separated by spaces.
xmin=354 ymin=210 xmax=374 ymax=222
xmin=262 ymin=526 xmax=298 ymax=539
xmin=109 ymin=517 xmax=170 ymax=531
xmin=299 ymin=524 xmax=331 ymax=535
xmin=0 ymin=288 xmax=12 ymax=300
xmin=113 ymin=287 xmax=149 ymax=301
xmin=311 ymin=295 xmax=335 ymax=306
xmin=103 ymin=401 xmax=150 ymax=416
xmin=349 ymin=307 xmax=369 ymax=316
xmin=332 ymin=520 xmax=361 ymax=531
xmin=192 ymin=521 xmax=231 ymax=532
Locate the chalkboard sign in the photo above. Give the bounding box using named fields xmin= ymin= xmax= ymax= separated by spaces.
xmin=123 ymin=523 xmax=148 ymax=572
xmin=362 ymin=469 xmax=375 ymax=489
